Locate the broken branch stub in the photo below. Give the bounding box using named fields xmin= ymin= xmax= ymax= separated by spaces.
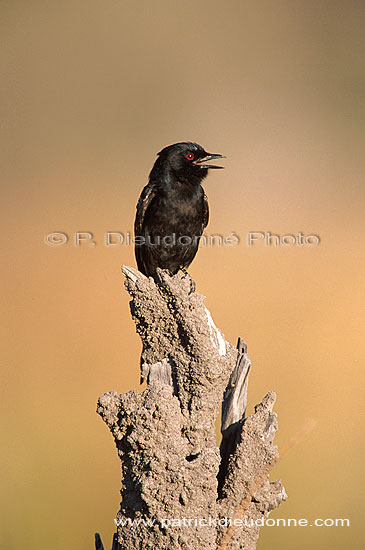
xmin=96 ymin=267 xmax=286 ymax=549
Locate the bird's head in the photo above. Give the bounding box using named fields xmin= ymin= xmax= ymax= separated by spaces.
xmin=151 ymin=142 xmax=225 ymax=186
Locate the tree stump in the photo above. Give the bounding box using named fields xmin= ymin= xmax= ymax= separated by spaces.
xmin=96 ymin=267 xmax=287 ymax=549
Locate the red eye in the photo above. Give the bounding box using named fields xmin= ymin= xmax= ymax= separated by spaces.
xmin=186 ymin=152 xmax=194 ymax=160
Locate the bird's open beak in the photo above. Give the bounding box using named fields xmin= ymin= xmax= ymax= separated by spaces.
xmin=194 ymin=153 xmax=226 ymax=169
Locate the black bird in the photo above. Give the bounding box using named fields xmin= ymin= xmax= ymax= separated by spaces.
xmin=134 ymin=142 xmax=225 ymax=282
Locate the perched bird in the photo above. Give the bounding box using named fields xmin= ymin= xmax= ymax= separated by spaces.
xmin=134 ymin=142 xmax=225 ymax=282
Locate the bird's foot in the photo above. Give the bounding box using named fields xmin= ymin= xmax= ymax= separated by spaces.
xmin=181 ymin=268 xmax=196 ymax=294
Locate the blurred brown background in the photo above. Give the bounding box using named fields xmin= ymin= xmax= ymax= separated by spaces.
xmin=1 ymin=1 xmax=364 ymax=549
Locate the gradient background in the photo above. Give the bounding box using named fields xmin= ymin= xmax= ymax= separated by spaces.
xmin=1 ymin=1 xmax=364 ymax=549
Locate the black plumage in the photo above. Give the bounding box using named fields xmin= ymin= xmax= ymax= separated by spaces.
xmin=134 ymin=142 xmax=224 ymax=279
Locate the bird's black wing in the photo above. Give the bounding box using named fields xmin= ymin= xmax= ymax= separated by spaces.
xmin=134 ymin=183 xmax=156 ymax=235
xmin=134 ymin=182 xmax=157 ymax=275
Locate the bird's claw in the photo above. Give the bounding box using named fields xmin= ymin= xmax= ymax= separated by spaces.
xmin=188 ymin=278 xmax=196 ymax=294
xmin=181 ymin=268 xmax=196 ymax=294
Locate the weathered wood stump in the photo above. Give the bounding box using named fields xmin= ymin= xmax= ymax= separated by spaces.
xmin=96 ymin=267 xmax=286 ymax=549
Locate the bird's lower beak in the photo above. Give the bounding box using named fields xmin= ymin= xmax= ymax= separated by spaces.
xmin=194 ymin=153 xmax=225 ymax=169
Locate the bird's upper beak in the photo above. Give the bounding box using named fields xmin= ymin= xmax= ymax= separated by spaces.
xmin=194 ymin=153 xmax=226 ymax=169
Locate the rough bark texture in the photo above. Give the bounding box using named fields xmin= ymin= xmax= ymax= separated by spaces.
xmin=96 ymin=267 xmax=287 ymax=550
